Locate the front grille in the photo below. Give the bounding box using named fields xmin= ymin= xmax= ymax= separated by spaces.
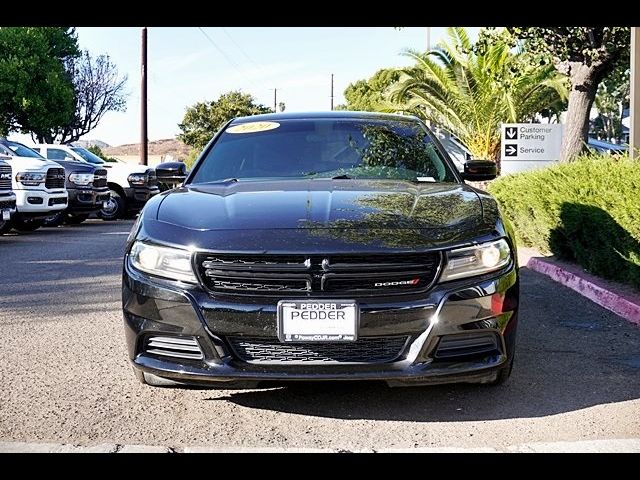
xmin=93 ymin=169 xmax=107 ymax=188
xmin=196 ymin=252 xmax=441 ymax=297
xmin=45 ymin=168 xmax=65 ymax=189
xmin=0 ymin=164 xmax=11 ymax=190
xmin=0 ymin=199 xmax=16 ymax=210
xmin=48 ymin=197 xmax=67 ymax=206
xmin=146 ymin=170 xmax=158 ymax=187
xmin=145 ymin=336 xmax=203 ymax=360
xmin=228 ymin=336 xmax=409 ymax=364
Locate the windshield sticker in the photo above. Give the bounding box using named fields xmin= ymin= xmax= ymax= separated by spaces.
xmin=416 ymin=176 xmax=436 ymax=182
xmin=227 ymin=121 xmax=280 ymax=134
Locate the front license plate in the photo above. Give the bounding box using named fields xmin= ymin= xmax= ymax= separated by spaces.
xmin=2 ymin=210 xmax=10 ymax=221
xmin=278 ymin=300 xmax=358 ymax=342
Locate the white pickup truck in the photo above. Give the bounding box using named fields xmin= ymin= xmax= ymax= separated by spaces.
xmin=0 ymin=141 xmax=68 ymax=233
xmin=0 ymin=157 xmax=17 ymax=232
xmin=33 ymin=144 xmax=159 ymax=220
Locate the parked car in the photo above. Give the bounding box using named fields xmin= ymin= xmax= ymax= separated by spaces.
xmin=0 ymin=156 xmax=17 ymax=233
xmin=0 ymin=139 xmax=68 ymax=233
xmin=0 ymin=140 xmax=110 ymax=226
xmin=32 ymin=144 xmax=159 ymax=220
xmin=123 ymin=112 xmax=519 ymax=388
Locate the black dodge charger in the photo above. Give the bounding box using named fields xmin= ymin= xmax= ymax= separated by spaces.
xmin=123 ymin=112 xmax=519 ymax=388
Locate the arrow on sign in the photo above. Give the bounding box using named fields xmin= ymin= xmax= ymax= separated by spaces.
xmin=505 ymin=127 xmax=518 ymax=139
xmin=505 ymin=144 xmax=518 ymax=156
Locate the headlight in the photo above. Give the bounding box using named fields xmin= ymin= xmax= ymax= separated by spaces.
xmin=128 ymin=173 xmax=147 ymax=186
xmin=69 ymin=173 xmax=94 ymax=186
xmin=129 ymin=241 xmax=197 ymax=283
xmin=16 ymin=172 xmax=46 ymax=186
xmin=439 ymin=239 xmax=511 ymax=282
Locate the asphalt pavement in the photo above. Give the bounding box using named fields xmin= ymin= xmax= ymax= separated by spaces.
xmin=0 ymin=220 xmax=639 ymax=451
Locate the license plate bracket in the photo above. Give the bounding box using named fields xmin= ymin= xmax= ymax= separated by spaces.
xmin=2 ymin=210 xmax=10 ymax=221
xmin=277 ymin=300 xmax=358 ymax=343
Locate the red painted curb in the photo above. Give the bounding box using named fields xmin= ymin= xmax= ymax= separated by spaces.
xmin=527 ymin=257 xmax=640 ymax=326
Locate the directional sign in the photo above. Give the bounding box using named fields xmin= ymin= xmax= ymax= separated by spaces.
xmin=501 ymin=123 xmax=563 ymax=162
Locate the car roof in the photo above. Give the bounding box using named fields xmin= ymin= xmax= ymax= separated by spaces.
xmin=231 ymin=111 xmax=423 ymax=124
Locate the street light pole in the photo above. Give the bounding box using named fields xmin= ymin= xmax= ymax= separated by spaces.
xmin=631 ymin=27 xmax=639 ymax=159
xmin=140 ymin=27 xmax=148 ymax=166
xmin=330 ymin=73 xmax=334 ymax=111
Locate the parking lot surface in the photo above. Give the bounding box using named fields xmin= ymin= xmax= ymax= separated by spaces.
xmin=0 ymin=220 xmax=638 ymax=450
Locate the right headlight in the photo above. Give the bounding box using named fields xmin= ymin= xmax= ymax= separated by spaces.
xmin=69 ymin=173 xmax=94 ymax=186
xmin=129 ymin=241 xmax=197 ymax=283
xmin=16 ymin=172 xmax=46 ymax=186
xmin=128 ymin=173 xmax=147 ymax=186
xmin=439 ymin=239 xmax=511 ymax=282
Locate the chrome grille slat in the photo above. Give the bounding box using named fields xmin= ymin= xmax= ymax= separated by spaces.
xmin=144 ymin=336 xmax=204 ymax=360
xmin=45 ymin=168 xmax=65 ymax=189
xmin=0 ymin=165 xmax=11 ymax=189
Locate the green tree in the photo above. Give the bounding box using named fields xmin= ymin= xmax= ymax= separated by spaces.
xmin=388 ymin=27 xmax=566 ymax=161
xmin=509 ymin=27 xmax=630 ymax=161
xmin=0 ymin=27 xmax=79 ymax=137
xmin=178 ymin=91 xmax=272 ymax=150
xmin=338 ymin=69 xmax=401 ymax=111
xmin=591 ymin=61 xmax=629 ymax=143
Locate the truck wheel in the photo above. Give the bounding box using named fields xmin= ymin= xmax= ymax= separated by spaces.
xmin=12 ymin=217 xmax=45 ymax=232
xmin=487 ymin=355 xmax=515 ymax=386
xmin=65 ymin=213 xmax=89 ymax=225
xmin=43 ymin=211 xmax=66 ymax=227
xmin=0 ymin=220 xmax=12 ymax=234
xmin=98 ymin=190 xmax=125 ymax=220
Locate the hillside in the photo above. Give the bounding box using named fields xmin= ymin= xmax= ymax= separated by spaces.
xmin=104 ymin=138 xmax=191 ymax=159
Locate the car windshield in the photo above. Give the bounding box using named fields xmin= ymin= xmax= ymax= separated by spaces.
xmin=71 ymin=147 xmax=105 ymax=165
xmin=190 ymin=118 xmax=457 ymax=184
xmin=1 ymin=140 xmax=46 ymax=160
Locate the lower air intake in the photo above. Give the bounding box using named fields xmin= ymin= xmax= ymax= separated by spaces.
xmin=145 ymin=336 xmax=203 ymax=360
xmin=434 ymin=333 xmax=500 ymax=360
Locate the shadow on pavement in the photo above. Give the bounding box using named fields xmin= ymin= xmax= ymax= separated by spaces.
xmin=207 ymin=268 xmax=640 ymax=421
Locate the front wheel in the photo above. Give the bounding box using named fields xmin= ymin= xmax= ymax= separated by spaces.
xmin=98 ymin=189 xmax=125 ymax=221
xmin=12 ymin=217 xmax=45 ymax=232
xmin=488 ymin=355 xmax=514 ymax=386
xmin=0 ymin=220 xmax=12 ymax=234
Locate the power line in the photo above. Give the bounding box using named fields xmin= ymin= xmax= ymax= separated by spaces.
xmin=220 ymin=27 xmax=261 ymax=70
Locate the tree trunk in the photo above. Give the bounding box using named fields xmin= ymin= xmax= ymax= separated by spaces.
xmin=560 ymin=63 xmax=600 ymax=162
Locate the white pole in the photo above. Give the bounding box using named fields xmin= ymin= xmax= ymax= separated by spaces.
xmin=631 ymin=27 xmax=640 ymax=159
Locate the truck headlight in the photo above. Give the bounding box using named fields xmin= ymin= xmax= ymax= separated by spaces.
xmin=128 ymin=173 xmax=147 ymax=186
xmin=439 ymin=239 xmax=511 ymax=282
xmin=129 ymin=241 xmax=197 ymax=283
xmin=16 ymin=172 xmax=46 ymax=186
xmin=69 ymin=173 xmax=94 ymax=186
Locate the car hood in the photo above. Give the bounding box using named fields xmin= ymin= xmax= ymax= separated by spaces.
xmin=140 ymin=180 xmax=501 ymax=252
xmin=50 ymin=160 xmax=96 ymax=174
xmin=4 ymin=155 xmax=63 ymax=171
xmin=103 ymin=163 xmax=151 ymax=175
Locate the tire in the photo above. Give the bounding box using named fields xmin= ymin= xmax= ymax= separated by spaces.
xmin=98 ymin=189 xmax=125 ymax=221
xmin=0 ymin=220 xmax=12 ymax=234
xmin=133 ymin=367 xmax=181 ymax=387
xmin=488 ymin=355 xmax=514 ymax=386
xmin=65 ymin=213 xmax=89 ymax=225
xmin=12 ymin=217 xmax=45 ymax=232
xmin=42 ymin=211 xmax=66 ymax=227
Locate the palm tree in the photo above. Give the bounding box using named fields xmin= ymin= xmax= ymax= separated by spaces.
xmin=388 ymin=27 xmax=567 ymax=162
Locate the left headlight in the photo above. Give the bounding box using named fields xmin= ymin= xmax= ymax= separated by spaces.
xmin=129 ymin=241 xmax=197 ymax=283
xmin=439 ymin=239 xmax=511 ymax=282
xmin=128 ymin=173 xmax=147 ymax=186
xmin=69 ymin=173 xmax=94 ymax=186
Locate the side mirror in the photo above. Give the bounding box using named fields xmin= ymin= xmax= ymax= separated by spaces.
xmin=64 ymin=155 xmax=75 ymax=161
xmin=461 ymin=160 xmax=497 ymax=181
xmin=155 ymin=161 xmax=188 ymax=185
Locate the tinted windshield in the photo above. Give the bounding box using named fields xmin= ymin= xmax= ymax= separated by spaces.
xmin=190 ymin=119 xmax=457 ymax=184
xmin=71 ymin=147 xmax=105 ymax=164
xmin=1 ymin=140 xmax=46 ymax=159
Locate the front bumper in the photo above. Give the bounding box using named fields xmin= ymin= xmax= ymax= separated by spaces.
xmin=0 ymin=192 xmax=17 ymax=218
xmin=67 ymin=187 xmax=110 ymax=214
xmin=14 ymin=188 xmax=68 ymax=213
xmin=124 ymin=186 xmax=160 ymax=212
xmin=123 ymin=260 xmax=519 ymax=387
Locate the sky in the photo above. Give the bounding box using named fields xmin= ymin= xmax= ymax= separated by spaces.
xmin=19 ymin=27 xmax=480 ymax=147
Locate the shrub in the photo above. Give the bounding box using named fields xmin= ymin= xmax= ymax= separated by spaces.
xmin=488 ymin=154 xmax=640 ymax=288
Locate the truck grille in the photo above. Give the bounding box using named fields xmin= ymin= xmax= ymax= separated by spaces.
xmin=196 ymin=252 xmax=441 ymax=296
xmin=0 ymin=164 xmax=11 ymax=190
xmin=93 ymin=169 xmax=107 ymax=188
xmin=45 ymin=168 xmax=65 ymax=189
xmin=0 ymin=198 xmax=16 ymax=210
xmin=228 ymin=336 xmax=409 ymax=364
xmin=146 ymin=170 xmax=158 ymax=187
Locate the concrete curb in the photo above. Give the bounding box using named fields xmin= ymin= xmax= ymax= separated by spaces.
xmin=527 ymin=257 xmax=640 ymax=326
xmin=1 ymin=439 xmax=639 ymax=453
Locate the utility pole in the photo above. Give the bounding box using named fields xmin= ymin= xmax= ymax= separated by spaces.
xmin=330 ymin=73 xmax=334 ymax=111
xmin=140 ymin=27 xmax=148 ymax=166
xmin=426 ymin=27 xmax=431 ymax=51
xmin=273 ymin=88 xmax=277 ymax=112
xmin=631 ymin=27 xmax=639 ymax=159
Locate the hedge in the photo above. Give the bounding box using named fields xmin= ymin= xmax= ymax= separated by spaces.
xmin=488 ymin=154 xmax=640 ymax=288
